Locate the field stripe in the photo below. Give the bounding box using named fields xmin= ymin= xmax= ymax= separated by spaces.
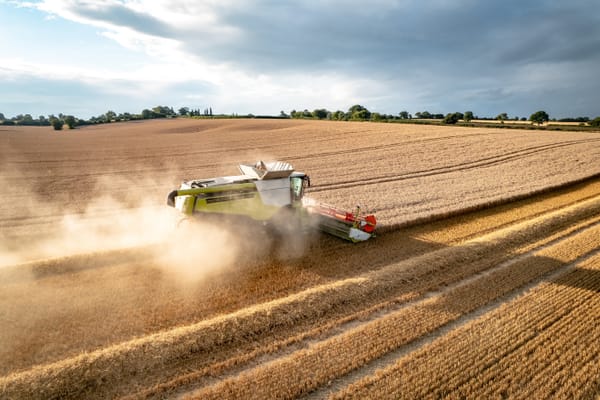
xmin=180 ymin=220 xmax=600 ymax=399
xmin=3 ymin=192 xmax=600 ymax=399
xmin=378 ymin=171 xmax=600 ymax=232
xmin=310 ymin=138 xmax=600 ymax=191
xmin=7 ymin=187 xmax=598 ymax=376
xmin=330 ymin=254 xmax=600 ymax=399
xmin=303 ymin=222 xmax=600 ymax=398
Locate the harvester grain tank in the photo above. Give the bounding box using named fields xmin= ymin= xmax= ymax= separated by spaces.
xmin=166 ymin=161 xmax=376 ymax=242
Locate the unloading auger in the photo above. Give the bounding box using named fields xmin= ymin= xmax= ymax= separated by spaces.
xmin=166 ymin=161 xmax=376 ymax=243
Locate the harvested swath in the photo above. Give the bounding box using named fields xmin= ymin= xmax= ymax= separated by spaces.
xmin=457 ymin=259 xmax=600 ymax=399
xmin=0 ymin=245 xmax=157 ymax=284
xmin=2 ymin=195 xmax=600 ymax=399
xmin=332 ymin=254 xmax=600 ymax=400
xmin=180 ymin=220 xmax=600 ymax=399
xmin=4 ymin=176 xmax=600 ymax=378
xmin=413 ymin=179 xmax=600 ymax=245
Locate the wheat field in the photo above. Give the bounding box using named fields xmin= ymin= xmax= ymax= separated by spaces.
xmin=1 ymin=119 xmax=599 ymax=399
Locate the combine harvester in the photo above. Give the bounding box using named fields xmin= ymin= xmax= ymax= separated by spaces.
xmin=167 ymin=161 xmax=376 ymax=242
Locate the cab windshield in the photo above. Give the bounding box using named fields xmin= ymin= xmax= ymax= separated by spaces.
xmin=290 ymin=175 xmax=308 ymax=202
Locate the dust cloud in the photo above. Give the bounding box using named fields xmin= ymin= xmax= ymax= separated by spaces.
xmin=0 ymin=165 xmax=243 ymax=283
xmin=0 ymin=150 xmax=318 ymax=284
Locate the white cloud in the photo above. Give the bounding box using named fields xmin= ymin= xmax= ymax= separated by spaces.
xmin=4 ymin=0 xmax=600 ymax=118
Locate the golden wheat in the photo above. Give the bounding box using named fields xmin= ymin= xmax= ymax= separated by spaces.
xmin=332 ymin=251 xmax=600 ymax=400
xmin=2 ymin=119 xmax=600 ymax=399
xmin=190 ymin=222 xmax=600 ymax=399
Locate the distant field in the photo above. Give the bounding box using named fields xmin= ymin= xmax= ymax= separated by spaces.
xmin=1 ymin=119 xmax=599 ymax=399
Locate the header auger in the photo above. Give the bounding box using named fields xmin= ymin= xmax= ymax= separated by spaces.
xmin=167 ymin=161 xmax=376 ymax=242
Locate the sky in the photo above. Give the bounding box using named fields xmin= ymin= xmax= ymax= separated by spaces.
xmin=1 ymin=0 xmax=599 ymax=119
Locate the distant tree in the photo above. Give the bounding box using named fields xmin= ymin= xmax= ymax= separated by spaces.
xmin=51 ymin=118 xmax=64 ymax=131
xmin=370 ymin=112 xmax=382 ymax=121
xmin=520 ymin=117 xmax=527 ymax=121
xmin=118 ymin=112 xmax=132 ymax=121
xmin=399 ymin=111 xmax=409 ymax=119
xmin=20 ymin=114 xmax=35 ymax=125
xmin=152 ymin=106 xmax=168 ymax=118
xmin=141 ymin=109 xmax=153 ymax=119
xmin=496 ymin=113 xmax=508 ymax=122
xmin=463 ymin=111 xmax=474 ymax=122
xmin=415 ymin=111 xmax=432 ymax=119
xmin=559 ymin=117 xmax=589 ymax=123
xmin=332 ymin=110 xmax=346 ymax=121
xmin=590 ymin=116 xmax=600 ymax=127
xmin=348 ymin=105 xmax=371 ymax=121
xmin=178 ymin=107 xmax=189 ymax=116
xmin=442 ymin=113 xmax=460 ymax=124
xmin=529 ymin=110 xmax=549 ymax=125
xmin=0 ymin=112 xmax=5 ymax=120
xmin=105 ymin=110 xmax=117 ymax=122
xmin=279 ymin=110 xmax=289 ymax=118
xmin=64 ymin=115 xmax=76 ymax=129
xmin=312 ymin=109 xmax=328 ymax=119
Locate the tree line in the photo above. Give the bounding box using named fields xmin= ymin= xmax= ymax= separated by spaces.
xmin=290 ymin=106 xmax=600 ymax=127
xmin=2 ymin=105 xmax=599 ymax=130
xmin=0 ymin=105 xmax=216 ymax=130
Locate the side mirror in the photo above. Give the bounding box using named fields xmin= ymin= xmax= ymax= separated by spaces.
xmin=304 ymin=176 xmax=311 ymax=188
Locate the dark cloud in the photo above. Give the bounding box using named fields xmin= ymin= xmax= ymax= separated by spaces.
xmin=5 ymin=0 xmax=600 ymax=118
xmin=172 ymin=0 xmax=600 ymax=107
xmin=40 ymin=0 xmax=600 ymax=84
xmin=71 ymin=2 xmax=175 ymax=38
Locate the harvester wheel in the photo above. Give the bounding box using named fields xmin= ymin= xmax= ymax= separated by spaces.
xmin=267 ymin=207 xmax=309 ymax=260
xmin=176 ymin=216 xmax=192 ymax=229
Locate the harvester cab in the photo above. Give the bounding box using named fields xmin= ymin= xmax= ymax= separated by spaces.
xmin=167 ymin=161 xmax=375 ymax=243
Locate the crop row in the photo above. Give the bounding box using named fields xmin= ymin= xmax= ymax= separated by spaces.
xmin=310 ymin=139 xmax=600 ymax=228
xmin=4 ymin=176 xmax=599 ymax=379
xmin=409 ymin=179 xmax=600 ymax=245
xmin=333 ymin=252 xmax=600 ymax=399
xmin=476 ymin=257 xmax=600 ymax=399
xmin=185 ymin=218 xmax=600 ymax=399
xmin=4 ymin=193 xmax=600 ymax=399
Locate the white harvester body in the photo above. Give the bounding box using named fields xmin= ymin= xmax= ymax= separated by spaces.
xmin=167 ymin=161 xmax=376 ymax=242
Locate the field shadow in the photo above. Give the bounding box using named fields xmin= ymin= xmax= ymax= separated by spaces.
xmin=427 ymin=252 xmax=600 ymax=319
xmin=553 ymin=267 xmax=600 ymax=293
xmin=282 ymin=229 xmax=447 ymax=280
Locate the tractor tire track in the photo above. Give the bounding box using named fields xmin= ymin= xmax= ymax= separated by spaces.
xmin=310 ymin=138 xmax=600 ymax=191
xmin=286 ymin=130 xmax=503 ymax=162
